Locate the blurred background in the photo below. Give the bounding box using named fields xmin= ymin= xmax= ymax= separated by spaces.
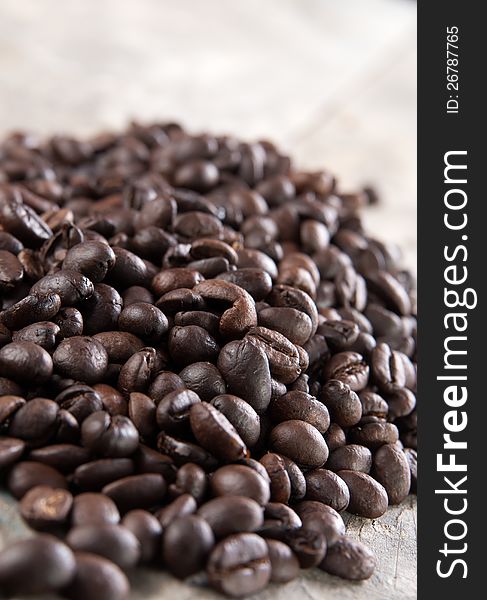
xmin=0 ymin=0 xmax=416 ymax=269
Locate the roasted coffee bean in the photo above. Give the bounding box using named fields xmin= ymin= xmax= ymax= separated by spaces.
xmin=72 ymin=493 xmax=121 ymax=527
xmin=62 ymin=552 xmax=130 ymax=600
xmin=0 ymin=534 xmax=76 ymax=595
xmin=169 ymin=324 xmax=219 ymax=366
xmin=404 ymin=447 xmax=417 ymax=493
xmin=0 ymin=341 xmax=53 ymax=383
xmin=349 ymin=422 xmax=399 ymax=449
xmin=0 ymin=249 xmax=24 ymax=290
xmin=386 ymin=387 xmax=416 ymax=420
xmin=157 ymin=432 xmax=218 ymax=471
xmin=66 ymin=524 xmax=141 ymax=569
xmin=295 ymin=501 xmax=346 ymax=546
xmin=81 ymin=283 xmax=123 ymax=334
xmin=93 ymin=331 xmax=145 ymax=363
xmin=73 ymin=458 xmax=135 ymax=491
xmin=0 ymin=195 xmax=53 ymax=247
xmin=0 ymin=394 xmax=25 ymax=425
xmin=190 ymin=402 xmax=248 ymax=462
xmin=128 ymin=392 xmax=157 ymax=438
xmin=269 ymin=390 xmax=330 ymax=433
xmin=281 ymin=528 xmax=327 ymax=568
xmin=55 ymin=384 xmax=104 ymax=424
xmin=169 ymin=462 xmax=207 ymax=503
xmin=373 ymin=443 xmax=411 ymax=504
xmin=148 ymin=370 xmax=186 ymax=402
xmin=117 ymin=347 xmax=157 ymax=394
xmin=53 ymin=336 xmax=108 ymax=384
xmin=30 ymin=269 xmax=94 ymax=305
xmin=152 ymin=267 xmax=203 ymax=296
xmin=155 ymin=494 xmax=197 ymax=528
xmin=106 ymin=247 xmax=149 ymax=288
xmin=0 ymin=231 xmax=24 ymax=255
xmin=0 ymin=437 xmax=25 ymax=470
xmin=12 ymin=320 xmax=60 ymax=350
xmin=102 ymin=473 xmax=166 ymax=512
xmin=270 ymin=420 xmax=329 ymax=469
xmin=198 ymin=496 xmax=263 ymax=538
xmin=7 ymin=461 xmax=67 ymax=499
xmin=123 ymin=285 xmax=154 ymax=306
xmin=211 ymin=394 xmax=261 ymax=447
xmin=246 ymin=326 xmax=301 ymax=384
xmin=179 ymin=361 xmax=226 ymax=401
xmin=359 ymin=389 xmax=389 ymax=421
xmin=162 ymin=515 xmax=215 ymax=578
xmin=94 ymin=384 xmax=128 ymax=416
xmin=320 ymin=379 xmax=362 ymax=427
xmin=118 ymin=302 xmax=168 ymax=342
xmin=266 ymin=539 xmax=300 ymax=583
xmin=156 ymin=388 xmax=200 ymax=433
xmin=276 ymin=454 xmax=307 ymax=500
xmin=9 ymin=397 xmax=59 ymax=441
xmin=135 ymin=444 xmax=177 ymax=481
xmin=216 ymin=268 xmax=273 ymax=301
xmin=259 ymin=502 xmax=302 ymax=538
xmin=260 ymin=453 xmax=291 ymax=504
xmin=318 ymin=319 xmax=360 ymax=350
xmin=327 ymin=444 xmax=372 ymax=475
xmin=122 ymin=509 xmax=162 ymax=563
xmin=324 ymin=351 xmax=369 ymax=391
xmin=320 ymin=536 xmax=376 ymax=580
xmin=207 ymin=533 xmax=271 ymax=597
xmin=81 ymin=411 xmax=139 ymax=457
xmin=218 ymin=339 xmax=271 ymax=413
xmin=258 ymin=306 xmax=313 ymax=346
xmin=304 ymin=469 xmax=350 ymax=512
xmin=371 ymin=342 xmax=415 ymax=393
xmin=29 ymin=443 xmax=90 ymax=473
xmin=211 ymin=464 xmax=271 ymax=505
xmin=338 ymin=470 xmax=388 ymax=518
xmin=324 ymin=422 xmax=347 ymax=452
xmin=0 ymin=292 xmax=61 ymax=330
xmin=20 ymin=485 xmax=73 ymax=529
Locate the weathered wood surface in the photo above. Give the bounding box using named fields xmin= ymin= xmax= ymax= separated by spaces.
xmin=0 ymin=0 xmax=417 ymax=598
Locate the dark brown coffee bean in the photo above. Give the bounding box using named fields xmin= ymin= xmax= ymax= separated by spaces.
xmin=30 ymin=269 xmax=94 ymax=305
xmin=155 ymin=389 xmax=199 ymax=434
xmin=66 ymin=524 xmax=140 ymax=569
xmin=9 ymin=397 xmax=59 ymax=441
xmin=0 ymin=341 xmax=53 ymax=383
xmin=207 ymin=533 xmax=271 ymax=597
xmin=404 ymin=447 xmax=417 ymax=493
xmin=157 ymin=432 xmax=218 ymax=471
xmin=324 ymin=422 xmax=346 ymax=452
xmin=198 ymin=496 xmax=263 ymax=538
xmin=156 ymin=494 xmax=197 ymax=528
xmin=210 ymin=464 xmax=270 ymax=505
xmin=295 ymin=501 xmax=346 ymax=546
xmin=270 ymin=420 xmax=329 ymax=469
xmin=0 ymin=394 xmax=25 ymax=425
xmin=216 ymin=268 xmax=273 ymax=301
xmin=0 ymin=195 xmax=53 ymax=247
xmin=373 ymin=443 xmax=411 ymax=504
xmin=102 ymin=473 xmax=166 ymax=513
xmin=265 ymin=539 xmax=300 ymax=583
xmin=62 ymin=552 xmax=129 ymax=600
xmin=53 ymin=336 xmax=108 ymax=384
xmin=337 ymin=470 xmax=388 ymax=518
xmin=148 ymin=370 xmax=185 ymax=402
xmin=106 ymin=247 xmax=149 ymax=288
xmin=275 ymin=454 xmax=307 ymax=500
xmin=117 ymin=347 xmax=157 ymax=394
xmin=209 ymin=394 xmax=260 ymax=449
xmin=62 ymin=241 xmax=115 ymax=282
xmin=134 ymin=444 xmax=176 ymax=481
xmin=8 ymin=461 xmax=67 ymax=499
xmin=0 ymin=534 xmax=75 ymax=595
xmin=327 ymin=444 xmax=372 ymax=473
xmin=349 ymin=421 xmax=399 ymax=449
xmin=169 ymin=325 xmax=219 ymax=366
xmin=127 ymin=392 xmax=156 ymax=438
xmin=162 ymin=515 xmax=215 ymax=578
xmin=118 ymin=302 xmax=168 ymax=342
xmin=81 ymin=411 xmax=139 ymax=457
xmin=29 ymin=444 xmax=89 ymax=473
xmin=54 ymin=383 xmax=104 ymax=424
xmin=0 ymin=249 xmax=23 ymax=290
xmin=324 ymin=351 xmax=369 ymax=391
xmin=320 ymin=379 xmax=362 ymax=427
xmin=81 ymin=283 xmax=123 ymax=334
xmin=169 ymin=462 xmax=207 ymax=503
xmin=281 ymin=527 xmax=327 ymax=568
xmin=218 ymin=339 xmax=271 ymax=413
xmin=259 ymin=502 xmax=302 ymax=538
xmin=246 ymin=326 xmax=301 ymax=384
xmin=121 ymin=509 xmax=162 ymax=563
xmin=258 ymin=306 xmax=313 ymax=346
xmin=260 ymin=453 xmax=291 ymax=504
xmin=12 ymin=320 xmax=60 ymax=350
xmin=94 ymin=384 xmax=127 ymax=416
xmin=0 ymin=293 xmax=61 ymax=330
xmin=178 ymin=361 xmax=226 ymax=401
xmin=72 ymin=493 xmax=121 ymax=527
xmin=20 ymin=485 xmax=73 ymax=529
xmin=0 ymin=437 xmax=25 ymax=470
xmin=92 ymin=331 xmax=145 ymax=363
xmin=190 ymin=402 xmax=248 ymax=462
xmin=320 ymin=536 xmax=376 ymax=580
xmin=269 ymin=390 xmax=330 ymax=433
xmin=73 ymin=458 xmax=135 ymax=491
xmin=0 ymin=231 xmax=23 ymax=255
xmin=304 ymin=469 xmax=350 ymax=512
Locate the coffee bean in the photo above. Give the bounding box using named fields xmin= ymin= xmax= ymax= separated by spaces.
xmin=324 ymin=351 xmax=369 ymax=391
xmin=72 ymin=492 xmax=121 ymax=527
xmin=210 ymin=394 xmax=261 ymax=447
xmin=266 ymin=539 xmax=300 ymax=583
xmin=324 ymin=422 xmax=347 ymax=451
xmin=29 ymin=443 xmax=89 ymax=473
xmin=156 ymin=494 xmax=197 ymax=528
xmin=62 ymin=552 xmax=130 ymax=600
xmin=246 ymin=326 xmax=301 ymax=384
xmin=276 ymin=454 xmax=307 ymax=500
xmin=0 ymin=292 xmax=61 ymax=330
xmin=320 ymin=379 xmax=362 ymax=427
xmin=9 ymin=397 xmax=59 ymax=441
xmin=269 ymin=390 xmax=330 ymax=433
xmin=53 ymin=336 xmax=108 ymax=384
xmin=169 ymin=462 xmax=207 ymax=503
xmin=404 ymin=447 xmax=417 ymax=493
xmin=157 ymin=432 xmax=218 ymax=471
xmin=327 ymin=444 xmax=372 ymax=473
xmin=20 ymin=485 xmax=73 ymax=529
xmin=66 ymin=524 xmax=141 ymax=569
xmin=349 ymin=421 xmax=399 ymax=449
xmin=117 ymin=347 xmax=157 ymax=394
xmin=92 ymin=331 xmax=145 ymax=363
xmin=81 ymin=283 xmax=123 ymax=334
xmin=198 ymin=496 xmax=263 ymax=538
xmin=102 ymin=473 xmax=166 ymax=513
xmin=81 ymin=411 xmax=139 ymax=457
xmin=216 ymin=268 xmax=273 ymax=301
xmin=0 ymin=341 xmax=53 ymax=383
xmin=162 ymin=515 xmax=215 ymax=578
xmin=62 ymin=241 xmax=116 ymax=282
xmin=270 ymin=420 xmax=329 ymax=469
xmin=0 ymin=534 xmax=75 ymax=595
xmin=210 ymin=464 xmax=270 ymax=505
xmin=304 ymin=469 xmax=350 ymax=512
xmin=0 ymin=249 xmax=24 ymax=290
xmin=372 ymin=443 xmax=411 ymax=504
xmin=119 ymin=302 xmax=168 ymax=342
xmin=8 ymin=461 xmax=67 ymax=499
xmin=73 ymin=458 xmax=135 ymax=491
xmin=260 ymin=453 xmax=291 ymax=504
xmin=337 ymin=470 xmax=388 ymax=518
xmin=121 ymin=509 xmax=162 ymax=563
xmin=295 ymin=501 xmax=346 ymax=546
xmin=320 ymin=536 xmax=376 ymax=580
xmin=0 ymin=437 xmax=25 ymax=470
xmin=259 ymin=502 xmax=302 ymax=538
xmin=30 ymin=269 xmax=94 ymax=305
xmin=12 ymin=320 xmax=60 ymax=350
xmin=207 ymin=533 xmax=271 ymax=597
xmin=281 ymin=528 xmax=327 ymax=568
xmin=169 ymin=325 xmax=219 ymax=366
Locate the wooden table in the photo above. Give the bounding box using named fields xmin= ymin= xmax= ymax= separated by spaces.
xmin=0 ymin=1 xmax=417 ymax=598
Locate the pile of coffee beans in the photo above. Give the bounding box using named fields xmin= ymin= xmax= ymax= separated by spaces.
xmin=0 ymin=123 xmax=416 ymax=598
